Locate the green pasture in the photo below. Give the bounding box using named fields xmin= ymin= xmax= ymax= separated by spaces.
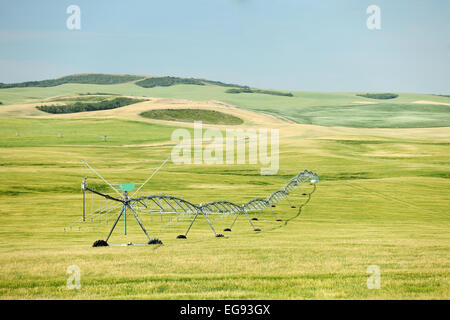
xmin=260 ymin=103 xmax=450 ymax=128
xmin=0 ymin=117 xmax=449 ymax=299
xmin=0 ymin=118 xmax=181 ymax=147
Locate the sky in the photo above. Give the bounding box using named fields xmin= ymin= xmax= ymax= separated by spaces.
xmin=0 ymin=0 xmax=449 ymax=93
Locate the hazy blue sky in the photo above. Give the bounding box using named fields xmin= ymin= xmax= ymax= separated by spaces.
xmin=0 ymin=0 xmax=449 ymax=93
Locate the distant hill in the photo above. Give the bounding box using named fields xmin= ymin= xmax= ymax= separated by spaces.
xmin=0 ymin=73 xmax=294 ymax=97
xmin=135 ymin=76 xmax=248 ymax=89
xmin=0 ymin=74 xmax=145 ymax=88
xmin=1 ymin=73 xmax=449 ymax=129
xmin=0 ymin=74 xmax=248 ymax=89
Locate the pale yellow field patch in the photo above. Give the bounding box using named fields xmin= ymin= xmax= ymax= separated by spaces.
xmin=412 ymin=100 xmax=450 ymax=106
xmin=0 ymin=102 xmax=50 ymax=117
xmin=352 ymin=101 xmax=377 ymax=104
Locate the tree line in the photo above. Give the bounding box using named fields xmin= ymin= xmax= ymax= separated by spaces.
xmin=36 ymin=97 xmax=144 ymax=114
xmin=356 ymin=93 xmax=399 ymax=99
xmin=135 ymin=76 xmax=248 ymax=89
xmin=226 ymin=88 xmax=293 ymax=97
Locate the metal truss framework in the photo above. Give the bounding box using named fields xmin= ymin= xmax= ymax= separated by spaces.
xmin=69 ymin=160 xmax=319 ymax=246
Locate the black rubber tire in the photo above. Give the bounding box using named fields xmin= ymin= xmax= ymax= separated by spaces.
xmin=254 ymin=228 xmax=262 ymax=232
xmin=147 ymin=238 xmax=163 ymax=245
xmin=92 ymin=240 xmax=108 ymax=247
xmin=215 ymin=234 xmax=224 ymax=238
xmin=224 ymin=228 xmax=232 ymax=232
xmin=176 ymin=235 xmax=187 ymax=239
xmin=251 ymin=217 xmax=258 ymax=221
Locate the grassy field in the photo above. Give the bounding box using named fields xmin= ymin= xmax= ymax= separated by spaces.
xmin=267 ymin=103 xmax=450 ymax=128
xmin=0 ymin=76 xmax=449 ymax=299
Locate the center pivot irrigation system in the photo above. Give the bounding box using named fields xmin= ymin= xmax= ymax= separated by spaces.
xmin=68 ymin=158 xmax=319 ymax=247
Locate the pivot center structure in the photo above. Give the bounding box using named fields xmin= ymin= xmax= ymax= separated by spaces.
xmin=81 ymin=159 xmax=168 ymax=247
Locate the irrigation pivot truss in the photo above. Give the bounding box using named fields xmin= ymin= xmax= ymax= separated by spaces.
xmin=67 ymin=160 xmax=320 ymax=247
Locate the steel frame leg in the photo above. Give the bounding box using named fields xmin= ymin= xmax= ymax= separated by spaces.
xmin=127 ymin=204 xmax=151 ymax=241
xmin=201 ymin=211 xmax=218 ymax=236
xmin=286 ymin=197 xmax=295 ymax=208
xmin=270 ymin=206 xmax=279 ymax=219
xmin=243 ymin=209 xmax=259 ymax=231
xmin=124 ymin=204 xmax=127 ymax=235
xmin=105 ymin=206 xmax=125 ymax=242
xmin=185 ymin=210 xmax=217 ymax=237
xmin=184 ymin=210 xmax=200 ymax=236
xmin=228 ymin=210 xmax=240 ymax=230
xmin=228 ymin=209 xmax=260 ymax=231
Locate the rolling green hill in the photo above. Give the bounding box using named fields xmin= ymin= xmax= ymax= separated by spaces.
xmin=0 ymin=73 xmax=449 ymax=129
xmin=0 ymin=74 xmax=145 ymax=88
xmin=135 ymin=76 xmax=247 ymax=89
